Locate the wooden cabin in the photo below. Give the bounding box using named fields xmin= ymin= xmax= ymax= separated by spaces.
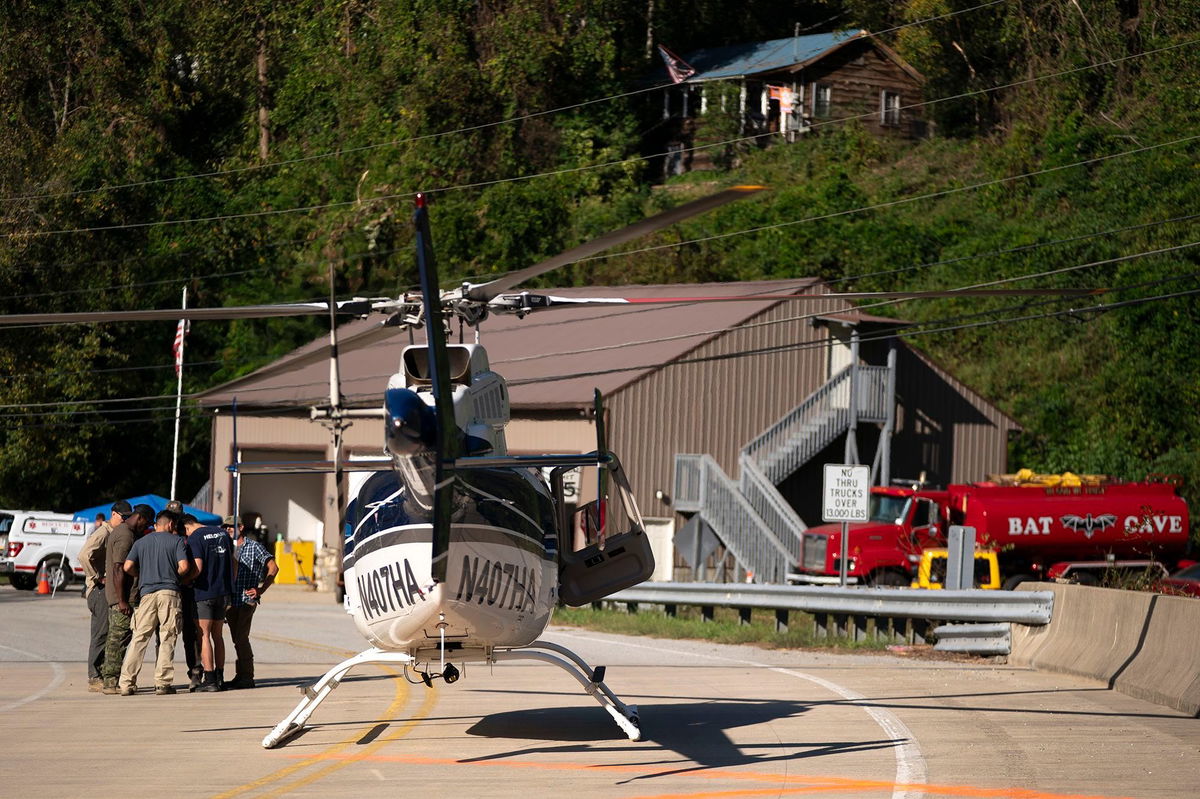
xmin=658 ymin=31 xmax=927 ymax=175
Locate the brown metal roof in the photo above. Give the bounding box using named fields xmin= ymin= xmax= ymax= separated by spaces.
xmin=813 ymin=309 xmax=913 ymax=327
xmin=196 ymin=278 xmax=824 ymax=411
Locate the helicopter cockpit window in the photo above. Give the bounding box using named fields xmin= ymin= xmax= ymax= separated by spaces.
xmin=403 ymin=347 xmax=472 ymax=386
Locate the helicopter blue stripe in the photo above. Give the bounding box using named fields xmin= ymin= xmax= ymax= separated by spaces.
xmin=343 ymin=522 xmax=549 ymax=570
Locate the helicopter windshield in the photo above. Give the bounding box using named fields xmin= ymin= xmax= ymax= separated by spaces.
xmin=869 ymin=494 xmax=910 ymax=525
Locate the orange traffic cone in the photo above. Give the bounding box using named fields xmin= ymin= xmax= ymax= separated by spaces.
xmin=35 ymin=564 xmax=51 ymax=595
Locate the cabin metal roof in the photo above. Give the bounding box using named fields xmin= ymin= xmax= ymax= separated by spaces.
xmin=680 ymin=30 xmax=867 ymax=82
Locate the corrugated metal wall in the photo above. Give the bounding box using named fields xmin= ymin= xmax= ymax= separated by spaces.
xmin=608 ymin=299 xmax=1018 ymax=514
xmin=607 ymin=295 xmax=845 ymax=514
xmin=893 ymin=347 xmax=1018 ymax=486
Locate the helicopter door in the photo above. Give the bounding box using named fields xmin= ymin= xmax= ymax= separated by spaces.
xmin=553 ymin=456 xmax=655 ymax=606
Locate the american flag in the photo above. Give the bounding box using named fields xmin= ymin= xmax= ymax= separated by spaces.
xmin=173 ymin=318 xmax=190 ymax=377
xmin=657 ymin=45 xmax=695 ymax=84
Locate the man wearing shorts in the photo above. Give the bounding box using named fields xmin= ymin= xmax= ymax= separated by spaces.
xmin=187 ymin=515 xmax=233 ymax=691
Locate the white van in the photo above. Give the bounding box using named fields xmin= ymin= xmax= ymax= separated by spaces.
xmin=0 ymin=511 xmax=89 ymax=591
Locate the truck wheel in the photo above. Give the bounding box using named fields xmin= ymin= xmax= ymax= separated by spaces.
xmin=1002 ymin=574 xmax=1033 ymax=591
xmin=41 ymin=559 xmax=72 ymax=592
xmin=868 ymin=569 xmax=908 ymax=587
xmin=10 ymin=573 xmax=35 ymax=590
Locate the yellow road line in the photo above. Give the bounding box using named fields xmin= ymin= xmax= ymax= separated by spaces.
xmin=213 ymin=632 xmax=435 ymax=799
xmin=255 ymin=679 xmax=440 ymax=798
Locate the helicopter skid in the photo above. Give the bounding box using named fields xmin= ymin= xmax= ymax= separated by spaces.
xmin=261 ymin=639 xmax=640 ymax=749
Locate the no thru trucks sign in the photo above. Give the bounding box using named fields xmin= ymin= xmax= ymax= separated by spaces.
xmin=822 ymin=464 xmax=870 ymax=523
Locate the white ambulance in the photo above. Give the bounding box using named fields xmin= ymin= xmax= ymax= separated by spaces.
xmin=0 ymin=511 xmax=89 ymax=591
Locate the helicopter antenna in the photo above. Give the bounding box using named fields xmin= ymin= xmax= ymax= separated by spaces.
xmin=414 ymin=193 xmax=459 ymax=584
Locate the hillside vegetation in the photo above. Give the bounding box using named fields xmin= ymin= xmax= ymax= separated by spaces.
xmin=0 ymin=1 xmax=1196 ymax=530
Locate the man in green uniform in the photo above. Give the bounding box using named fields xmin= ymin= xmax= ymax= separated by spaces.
xmin=100 ymin=503 xmax=154 ymax=694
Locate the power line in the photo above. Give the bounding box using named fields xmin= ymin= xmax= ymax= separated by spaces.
xmin=8 ymin=37 xmax=1194 ymax=240
xmin=3 ymin=242 xmax=1194 ymax=418
xmin=6 ymin=278 xmax=1194 ymax=430
xmin=505 ymin=284 xmax=1200 ymax=387
xmin=575 ymin=134 xmax=1200 ymax=264
xmin=0 ymin=0 xmax=1010 ymax=206
xmin=495 ymin=243 xmax=1200 ymax=364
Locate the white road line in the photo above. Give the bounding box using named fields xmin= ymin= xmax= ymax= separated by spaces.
xmin=551 ymin=631 xmax=928 ymax=799
xmin=0 ymin=644 xmax=66 ymax=712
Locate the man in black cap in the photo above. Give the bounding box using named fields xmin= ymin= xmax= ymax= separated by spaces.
xmin=100 ymin=503 xmax=154 ymax=694
xmin=78 ymin=500 xmax=133 ymax=692
xmin=188 ymin=512 xmax=234 ymax=691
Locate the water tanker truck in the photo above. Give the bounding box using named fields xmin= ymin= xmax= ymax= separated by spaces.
xmin=790 ymin=472 xmax=1190 ymax=589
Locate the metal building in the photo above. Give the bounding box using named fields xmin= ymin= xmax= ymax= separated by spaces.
xmin=196 ymin=278 xmax=1016 ymax=587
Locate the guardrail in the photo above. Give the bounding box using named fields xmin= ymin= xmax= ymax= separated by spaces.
xmin=603 ymin=582 xmax=1053 ymax=649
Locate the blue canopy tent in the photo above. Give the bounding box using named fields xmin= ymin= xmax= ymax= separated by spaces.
xmin=73 ymin=494 xmax=222 ymax=526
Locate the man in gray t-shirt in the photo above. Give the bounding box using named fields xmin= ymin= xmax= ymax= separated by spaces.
xmin=117 ymin=510 xmax=195 ymax=695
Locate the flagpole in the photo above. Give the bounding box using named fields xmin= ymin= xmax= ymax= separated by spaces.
xmin=170 ymin=287 xmax=187 ymax=500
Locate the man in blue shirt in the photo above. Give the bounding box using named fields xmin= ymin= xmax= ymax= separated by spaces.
xmin=225 ymin=518 xmax=278 ymax=690
xmin=187 ymin=514 xmax=233 ymax=691
xmin=117 ymin=510 xmax=194 ymax=695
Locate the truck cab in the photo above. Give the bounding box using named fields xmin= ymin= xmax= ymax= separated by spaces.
xmin=790 ymin=485 xmax=948 ymax=586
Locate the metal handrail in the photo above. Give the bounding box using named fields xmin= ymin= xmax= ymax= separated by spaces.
xmin=673 ymin=454 xmax=793 ymax=582
xmin=742 ymin=366 xmax=890 ymax=483
xmin=738 ymin=454 xmax=807 ymax=561
xmin=609 ymin=582 xmax=1054 ymax=625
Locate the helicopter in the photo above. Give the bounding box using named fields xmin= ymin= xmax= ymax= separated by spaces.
xmin=0 ymin=185 xmax=1102 ymax=748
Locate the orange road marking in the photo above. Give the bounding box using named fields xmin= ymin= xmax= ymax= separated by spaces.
xmin=287 ymin=752 xmax=1140 ymax=799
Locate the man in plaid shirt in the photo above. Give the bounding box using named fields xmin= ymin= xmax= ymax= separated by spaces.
xmin=224 ymin=517 xmax=278 ymax=690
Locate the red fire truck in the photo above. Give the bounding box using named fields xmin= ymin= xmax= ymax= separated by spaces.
xmin=791 ymin=472 xmax=1191 ymax=589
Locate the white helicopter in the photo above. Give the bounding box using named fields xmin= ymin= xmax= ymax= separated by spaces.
xmin=0 ymin=185 xmax=1100 ymax=747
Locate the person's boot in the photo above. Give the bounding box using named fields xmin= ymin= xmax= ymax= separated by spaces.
xmin=101 ymin=678 xmax=119 ymax=695
xmin=87 ymin=678 xmax=102 ymax=693
xmin=188 ymin=666 xmax=203 ymax=693
xmin=216 ymin=668 xmax=225 ymax=691
xmin=196 ymin=670 xmax=221 ymax=692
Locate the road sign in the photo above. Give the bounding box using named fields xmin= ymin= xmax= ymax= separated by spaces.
xmin=822 ymin=464 xmax=870 ymax=523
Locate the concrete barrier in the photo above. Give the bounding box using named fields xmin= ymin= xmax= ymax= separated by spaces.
xmin=1010 ymin=582 xmax=1200 ymax=717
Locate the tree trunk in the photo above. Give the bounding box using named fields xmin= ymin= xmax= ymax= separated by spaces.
xmin=257 ymin=17 xmax=270 ymax=162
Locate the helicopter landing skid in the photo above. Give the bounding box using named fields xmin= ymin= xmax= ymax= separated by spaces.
xmin=261 ymin=639 xmax=640 ymax=749
xmin=261 ymin=647 xmax=413 ymax=749
xmin=492 ymin=639 xmax=642 ymax=742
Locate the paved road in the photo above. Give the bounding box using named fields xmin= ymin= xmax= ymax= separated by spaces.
xmin=1 ymin=584 xmax=1197 ymax=798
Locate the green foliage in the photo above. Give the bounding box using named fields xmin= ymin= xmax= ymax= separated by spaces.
xmin=554 ymin=605 xmax=891 ymax=650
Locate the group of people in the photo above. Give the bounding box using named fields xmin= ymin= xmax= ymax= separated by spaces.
xmin=79 ymin=500 xmax=279 ymax=696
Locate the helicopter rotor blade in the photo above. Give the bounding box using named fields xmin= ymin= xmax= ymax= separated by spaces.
xmin=0 ymin=299 xmax=380 ymax=328
xmin=463 ymin=185 xmax=767 ymax=302
xmin=414 ymin=193 xmax=459 ymax=585
xmin=485 ymin=286 xmax=1107 ymax=314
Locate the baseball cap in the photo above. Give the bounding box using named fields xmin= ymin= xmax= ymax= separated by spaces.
xmin=132 ymin=503 xmax=156 ymax=520
xmin=111 ymin=500 xmax=133 ymax=517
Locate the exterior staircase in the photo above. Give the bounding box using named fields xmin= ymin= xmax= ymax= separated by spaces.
xmin=674 ymin=361 xmax=893 ymax=582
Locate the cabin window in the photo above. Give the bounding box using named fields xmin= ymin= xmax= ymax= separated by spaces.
xmin=812 ymin=83 xmax=832 ymax=118
xmin=880 ymin=90 xmax=901 ymax=126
